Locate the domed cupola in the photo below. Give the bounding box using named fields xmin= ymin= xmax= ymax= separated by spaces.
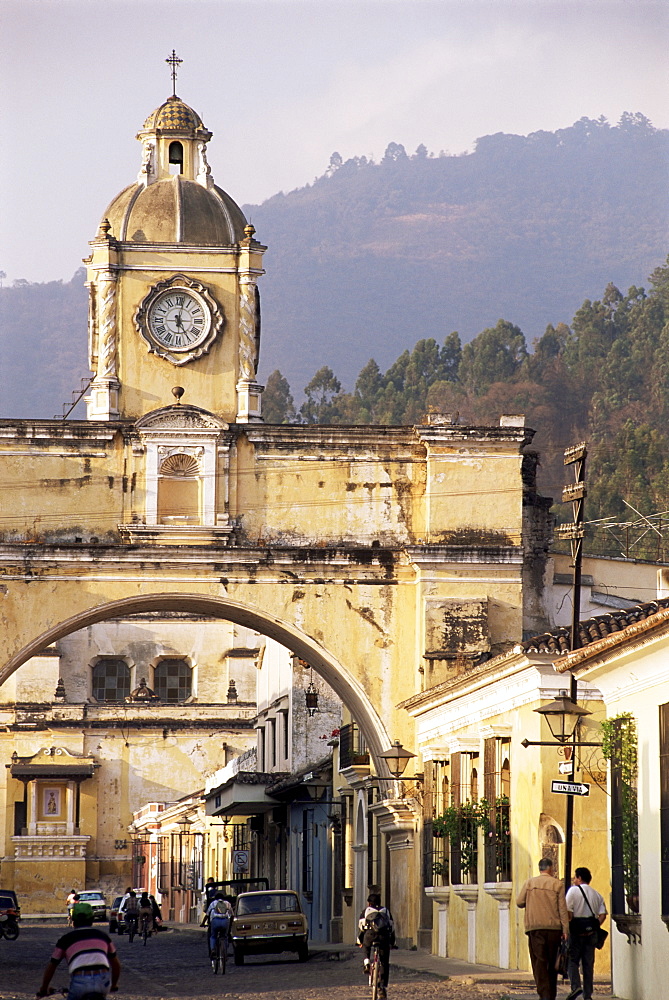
xmin=84 ymin=54 xmax=266 ymax=426
xmin=140 ymin=95 xmax=207 ymax=134
xmin=100 ymin=92 xmax=247 ymax=246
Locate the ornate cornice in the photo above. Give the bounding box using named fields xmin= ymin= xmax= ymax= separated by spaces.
xmin=136 ymin=405 xmax=228 ymax=434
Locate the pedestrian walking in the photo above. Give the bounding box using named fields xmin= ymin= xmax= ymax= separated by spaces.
xmin=66 ymin=889 xmax=78 ymax=926
xmin=517 ymin=857 xmax=569 ymax=1000
xmin=565 ymin=866 xmax=607 ymax=1000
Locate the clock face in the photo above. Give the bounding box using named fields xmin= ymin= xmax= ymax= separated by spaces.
xmin=147 ymin=288 xmax=210 ymax=351
xmin=135 ymin=276 xmax=223 ymax=366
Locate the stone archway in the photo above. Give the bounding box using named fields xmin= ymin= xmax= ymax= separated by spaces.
xmin=0 ymin=592 xmax=394 ymax=774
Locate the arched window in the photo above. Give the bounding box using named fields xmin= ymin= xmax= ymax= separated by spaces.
xmin=169 ymin=141 xmax=183 ymax=174
xmin=154 ymin=658 xmax=191 ymax=703
xmin=92 ymin=659 xmax=130 ymax=702
xmin=157 ymin=453 xmax=201 ymax=524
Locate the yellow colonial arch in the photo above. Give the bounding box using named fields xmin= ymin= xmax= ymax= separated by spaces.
xmin=0 ymin=81 xmax=555 ymax=945
xmin=0 ymin=591 xmax=393 ymax=772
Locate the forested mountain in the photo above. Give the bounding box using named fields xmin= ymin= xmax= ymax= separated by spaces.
xmin=251 ymin=112 xmax=668 ymax=394
xmin=1 ymin=114 xmax=668 ymax=539
xmin=264 ymin=257 xmax=669 ymax=557
xmin=0 ymin=271 xmax=89 ymax=419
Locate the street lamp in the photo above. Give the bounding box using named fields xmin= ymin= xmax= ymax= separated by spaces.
xmin=305 ymin=680 xmax=319 ymax=717
xmin=533 ymin=690 xmax=591 ymax=743
xmin=378 ymin=740 xmax=423 ymax=801
xmin=521 ymin=688 xmax=599 ymax=892
xmin=379 ymin=740 xmax=416 ymax=779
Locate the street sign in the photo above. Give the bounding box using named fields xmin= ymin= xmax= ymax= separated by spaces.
xmin=232 ymin=849 xmax=250 ymax=872
xmin=551 ymin=779 xmax=590 ymax=796
xmin=558 ymin=761 xmax=575 ymax=775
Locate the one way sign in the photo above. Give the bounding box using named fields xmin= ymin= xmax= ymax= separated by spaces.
xmin=551 ymin=779 xmax=590 ymax=797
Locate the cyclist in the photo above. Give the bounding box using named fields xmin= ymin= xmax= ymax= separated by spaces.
xmin=358 ymin=892 xmax=395 ymax=999
xmin=148 ymin=893 xmax=163 ymax=932
xmin=36 ymin=901 xmax=120 ymax=999
xmin=138 ymin=893 xmax=153 ymax=938
xmin=121 ymin=891 xmax=139 ymax=937
xmin=203 ymin=891 xmax=232 ymax=959
xmin=201 ymin=877 xmax=216 ymax=916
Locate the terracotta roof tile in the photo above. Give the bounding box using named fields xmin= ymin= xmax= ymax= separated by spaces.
xmin=522 ymin=598 xmax=669 ymax=654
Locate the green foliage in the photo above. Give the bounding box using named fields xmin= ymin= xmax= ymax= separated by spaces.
xmin=289 ymin=253 xmax=669 ymax=550
xmin=600 ymin=714 xmax=639 ymax=900
xmin=433 ymin=801 xmax=488 ymax=879
xmin=262 ymin=370 xmax=296 ymax=423
xmin=601 ymin=713 xmax=637 ymax=787
xmin=431 ymin=858 xmax=449 ymax=879
xmin=459 ymin=321 xmax=527 ymax=394
xmin=300 ymin=366 xmax=343 ymax=424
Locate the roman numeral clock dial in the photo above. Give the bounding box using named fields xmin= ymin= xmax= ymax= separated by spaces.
xmin=135 ymin=276 xmax=223 ymax=366
xmin=150 ymin=293 xmax=205 ymax=348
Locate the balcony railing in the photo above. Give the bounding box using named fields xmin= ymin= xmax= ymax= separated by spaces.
xmin=423 ymin=823 xmax=449 ymax=887
xmin=339 ymin=722 xmax=370 ymax=770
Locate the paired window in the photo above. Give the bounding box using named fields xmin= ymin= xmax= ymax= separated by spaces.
xmin=483 ymin=737 xmax=511 ymax=883
xmin=92 ymin=657 xmax=192 ymax=703
xmin=92 ymin=659 xmax=131 ymax=703
xmin=154 ymin=659 xmax=192 ymax=703
xmin=427 ymin=739 xmax=511 ymax=888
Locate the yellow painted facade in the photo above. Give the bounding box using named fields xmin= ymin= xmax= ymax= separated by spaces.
xmin=402 ymin=650 xmax=610 ymax=970
xmin=554 ymin=610 xmax=669 ymax=1000
xmin=0 ymin=87 xmax=554 ymax=940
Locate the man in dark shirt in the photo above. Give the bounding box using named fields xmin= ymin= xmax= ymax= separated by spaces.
xmin=36 ymin=902 xmax=120 ymax=999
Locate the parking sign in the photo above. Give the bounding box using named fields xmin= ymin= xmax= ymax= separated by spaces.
xmin=233 ymin=849 xmax=249 ymax=872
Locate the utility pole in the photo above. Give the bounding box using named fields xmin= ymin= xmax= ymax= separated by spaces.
xmin=556 ymin=442 xmax=587 ymax=890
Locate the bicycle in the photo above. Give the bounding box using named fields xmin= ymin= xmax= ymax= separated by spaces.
xmin=211 ymin=923 xmax=227 ymax=975
xmin=368 ymin=942 xmax=384 ymax=1000
xmin=125 ymin=912 xmax=138 ymax=943
xmin=140 ymin=911 xmax=152 ymax=946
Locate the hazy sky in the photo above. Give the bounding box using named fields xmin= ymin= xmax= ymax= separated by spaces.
xmin=2 ymin=0 xmax=667 ymax=284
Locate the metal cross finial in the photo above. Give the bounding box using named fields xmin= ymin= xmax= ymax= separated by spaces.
xmin=166 ymin=49 xmax=183 ymax=97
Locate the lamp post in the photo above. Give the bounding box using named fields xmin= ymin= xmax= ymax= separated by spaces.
xmin=533 ymin=691 xmax=591 ymax=744
xmin=522 ymin=689 xmax=596 ymax=890
xmin=303 ymin=662 xmax=319 ymax=718
xmin=305 ymin=680 xmax=319 ymax=717
xmin=379 ymin=739 xmax=417 ymax=797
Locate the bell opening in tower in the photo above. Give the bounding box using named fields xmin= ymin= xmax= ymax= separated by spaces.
xmin=169 ymin=140 xmax=184 ymax=174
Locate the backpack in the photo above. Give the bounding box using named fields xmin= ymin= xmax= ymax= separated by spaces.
xmin=365 ymin=907 xmax=391 ymax=937
xmin=213 ymin=899 xmax=228 ymax=916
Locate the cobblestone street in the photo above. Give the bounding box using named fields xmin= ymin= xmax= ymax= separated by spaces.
xmin=0 ymin=925 xmax=491 ymax=1000
xmin=0 ymin=925 xmax=615 ymax=1000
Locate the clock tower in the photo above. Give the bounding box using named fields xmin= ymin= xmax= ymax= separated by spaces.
xmin=84 ymin=80 xmax=265 ymax=423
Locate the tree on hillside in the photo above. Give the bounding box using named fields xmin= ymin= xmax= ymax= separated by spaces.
xmin=262 ymin=370 xmax=296 ymax=423
xmin=459 ymin=320 xmax=527 ymax=394
xmin=300 ymin=366 xmax=343 ymax=424
xmin=382 ymin=142 xmax=408 ymax=163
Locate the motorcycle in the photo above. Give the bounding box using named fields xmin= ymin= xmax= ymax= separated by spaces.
xmin=0 ymin=906 xmax=20 ymax=939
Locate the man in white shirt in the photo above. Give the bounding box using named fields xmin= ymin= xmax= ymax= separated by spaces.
xmin=565 ymin=867 xmax=607 ymax=1000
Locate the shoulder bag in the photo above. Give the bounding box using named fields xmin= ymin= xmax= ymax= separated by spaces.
xmin=578 ymin=885 xmax=608 ymax=950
